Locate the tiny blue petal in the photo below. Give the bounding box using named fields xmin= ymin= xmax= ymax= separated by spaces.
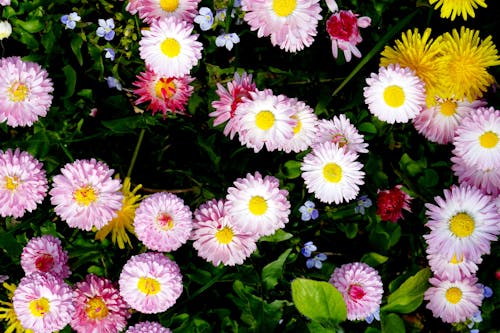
xmin=483 ymin=286 xmax=493 ymax=298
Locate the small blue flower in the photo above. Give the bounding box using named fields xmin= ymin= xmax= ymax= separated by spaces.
xmin=470 ymin=330 xmax=479 ymax=333
xmin=365 ymin=308 xmax=380 ymax=324
xmin=194 ymin=7 xmax=214 ymax=31
xmin=482 ymin=285 xmax=493 ymax=298
xmin=215 ymin=32 xmax=240 ymax=51
xmin=233 ymin=0 xmax=242 ymax=7
xmin=96 ymin=18 xmax=115 ymax=41
xmin=215 ymin=9 xmax=227 ymax=22
xmin=354 ymin=195 xmax=372 ymax=215
xmin=104 ymin=48 xmax=115 ymax=61
xmin=306 ymin=253 xmax=327 ymax=269
xmin=61 ymin=12 xmax=81 ymax=30
xmin=106 ymin=76 xmax=122 ymax=91
xmin=301 ymin=241 xmax=317 ymax=258
xmin=299 ymin=200 xmax=319 ymax=221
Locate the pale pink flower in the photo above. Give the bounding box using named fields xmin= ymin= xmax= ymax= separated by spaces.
xmin=126 ymin=321 xmax=172 ymax=333
xmin=451 ymin=154 xmax=500 ymax=196
xmin=20 ymin=235 xmax=70 ymax=279
xmin=313 ymin=114 xmax=368 ymax=154
xmin=137 ymin=0 xmax=201 ymax=24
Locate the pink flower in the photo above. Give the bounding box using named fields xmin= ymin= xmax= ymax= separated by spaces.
xmin=329 ymin=262 xmax=383 ymax=321
xmin=137 ymin=0 xmax=200 ymax=24
xmin=20 ymin=235 xmax=70 ymax=279
xmin=0 ymin=0 xmax=11 ymax=6
xmin=376 ymin=185 xmax=412 ymax=222
xmin=326 ymin=10 xmax=371 ymax=62
xmin=0 ymin=148 xmax=48 ymax=218
xmin=71 ymin=274 xmax=130 ymax=333
xmin=126 ymin=321 xmax=172 ymax=333
xmin=49 ymin=158 xmax=123 ymax=231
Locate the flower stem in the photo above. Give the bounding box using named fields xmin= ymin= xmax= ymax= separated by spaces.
xmin=126 ymin=128 xmax=145 ymax=178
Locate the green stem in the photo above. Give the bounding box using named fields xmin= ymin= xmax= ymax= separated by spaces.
xmin=332 ymin=9 xmax=419 ymax=97
xmin=126 ymin=128 xmax=145 ymax=178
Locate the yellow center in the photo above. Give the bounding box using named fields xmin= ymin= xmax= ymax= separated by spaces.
xmin=85 ymin=297 xmax=109 ymax=320
xmin=292 ymin=116 xmax=302 ymax=135
xmin=445 ymin=287 xmax=462 ymax=304
xmin=255 ymin=110 xmax=275 ymax=130
xmin=137 ymin=277 xmax=161 ymax=295
xmin=160 ymin=0 xmax=179 ymax=12
xmin=449 ymin=213 xmax=475 ymax=238
xmin=479 ymin=131 xmax=498 ymax=149
xmin=74 ymin=186 xmax=97 ymax=206
xmin=4 ymin=175 xmax=20 ymax=191
xmin=439 ymin=100 xmax=457 ymax=116
xmin=215 ymin=226 xmax=234 ymax=244
xmin=155 ymin=78 xmax=176 ymax=99
xmin=449 ymin=254 xmax=463 ymax=264
xmin=272 ymin=0 xmax=297 ymax=17
xmin=8 ymin=82 xmax=29 ymax=102
xmin=249 ymin=196 xmax=268 ymax=215
xmin=161 ymin=38 xmax=181 ymax=58
xmin=383 ymin=85 xmax=405 ymax=108
xmin=157 ymin=213 xmax=174 ymax=230
xmin=29 ymin=298 xmax=50 ymax=317
xmin=323 ymin=163 xmax=342 ymax=183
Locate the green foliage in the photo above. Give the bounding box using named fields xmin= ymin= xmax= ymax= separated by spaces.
xmin=382 ymin=268 xmax=431 ymax=314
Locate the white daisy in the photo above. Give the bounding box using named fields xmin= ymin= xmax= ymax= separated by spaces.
xmin=427 ymin=252 xmax=481 ymax=282
xmin=313 ymin=114 xmax=368 ymax=154
xmin=277 ymin=98 xmax=318 ymax=153
xmin=301 ymin=141 xmax=365 ymax=204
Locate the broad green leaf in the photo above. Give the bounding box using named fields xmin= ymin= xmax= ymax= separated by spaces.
xmin=262 ymin=248 xmax=292 ymax=290
xmin=381 ymin=313 xmax=406 ymax=333
xmin=382 ymin=268 xmax=431 ymax=313
xmin=62 ymin=64 xmax=77 ymax=98
xmin=259 ymin=229 xmax=293 ymax=242
xmin=358 ymin=122 xmax=377 ymax=134
xmin=71 ymin=35 xmax=84 ymax=66
xmin=283 ymin=160 xmax=302 ymax=179
xmin=27 ymin=129 xmax=50 ymax=158
xmin=0 ymin=230 xmax=23 ymax=264
xmin=13 ymin=18 xmax=44 ymax=33
xmin=361 ymin=252 xmax=388 ymax=267
xmin=291 ymin=278 xmax=347 ymax=327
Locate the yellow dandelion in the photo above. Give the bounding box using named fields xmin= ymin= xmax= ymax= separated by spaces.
xmin=95 ymin=176 xmax=142 ymax=249
xmin=429 ymin=0 xmax=487 ymax=21
xmin=436 ymin=27 xmax=500 ymax=102
xmin=0 ymin=283 xmax=32 ymax=333
xmin=380 ymin=28 xmax=443 ymax=106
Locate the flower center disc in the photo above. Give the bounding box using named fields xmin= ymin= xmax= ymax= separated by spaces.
xmin=479 ymin=131 xmax=499 ymax=149
xmin=160 ymin=0 xmax=179 ymax=12
xmin=155 ymin=78 xmax=176 ymax=99
xmin=74 ymin=186 xmax=97 ymax=206
xmin=323 ymin=163 xmax=342 ymax=183
xmin=161 ymin=38 xmax=181 ymax=58
xmin=255 ymin=110 xmax=275 ymax=130
xmin=449 ymin=212 xmax=475 ymax=238
xmin=445 ymin=287 xmax=462 ymax=304
xmin=272 ymin=0 xmax=297 ymax=17
xmin=35 ymin=254 xmax=55 ymax=272
xmin=449 ymin=254 xmax=463 ymax=264
xmin=348 ymin=284 xmax=366 ymax=300
xmin=157 ymin=213 xmax=174 ymax=230
xmin=137 ymin=277 xmax=161 ymax=295
xmin=29 ymin=298 xmax=50 ymax=317
xmin=8 ymin=81 xmax=29 ymax=102
xmin=292 ymin=116 xmax=302 ymax=135
xmin=4 ymin=175 xmax=20 ymax=191
xmin=215 ymin=226 xmax=234 ymax=244
xmin=383 ymin=85 xmax=405 ymax=108
xmin=86 ymin=296 xmax=109 ymax=320
xmin=249 ymin=195 xmax=268 ymax=215
xmin=439 ymin=100 xmax=457 ymax=116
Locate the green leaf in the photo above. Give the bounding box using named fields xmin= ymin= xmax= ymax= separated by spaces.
xmin=13 ymin=18 xmax=45 ymax=33
xmin=71 ymin=35 xmax=84 ymax=66
xmin=358 ymin=122 xmax=377 ymax=134
xmin=62 ymin=64 xmax=77 ymax=98
xmin=101 ymin=116 xmax=146 ymax=133
xmin=0 ymin=230 xmax=23 ymax=265
xmin=291 ymin=278 xmax=347 ymax=328
xmin=361 ymin=252 xmax=389 ymax=267
xmin=382 ymin=268 xmax=431 ymax=313
xmin=381 ymin=313 xmax=406 ymax=333
xmin=262 ymin=248 xmax=292 ymax=290
xmin=259 ymin=229 xmax=293 ymax=242
xmin=283 ymin=160 xmax=302 ymax=179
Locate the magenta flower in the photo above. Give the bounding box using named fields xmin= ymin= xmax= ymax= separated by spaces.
xmin=20 ymin=235 xmax=70 ymax=279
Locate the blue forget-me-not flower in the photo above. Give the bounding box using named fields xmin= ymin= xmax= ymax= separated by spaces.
xmin=306 ymin=253 xmax=327 ymax=269
xmin=299 ymin=200 xmax=319 ymax=221
xmin=216 ymin=32 xmax=240 ymax=51
xmin=61 ymin=12 xmax=81 ymax=30
xmin=97 ymin=18 xmax=115 ymax=41
xmin=194 ymin=7 xmax=214 ymax=31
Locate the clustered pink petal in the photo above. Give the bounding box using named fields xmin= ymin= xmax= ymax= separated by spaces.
xmin=137 ymin=0 xmax=201 ymax=24
xmin=0 ymin=148 xmax=48 ymax=218
xmin=20 ymin=235 xmax=71 ymax=279
xmin=313 ymin=114 xmax=368 ymax=154
xmin=71 ymin=274 xmax=130 ymax=333
xmin=126 ymin=321 xmax=172 ymax=333
xmin=376 ymin=185 xmax=412 ymax=223
xmin=49 ymin=158 xmax=123 ymax=231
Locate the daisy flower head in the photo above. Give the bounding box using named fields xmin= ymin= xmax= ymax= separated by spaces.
xmin=436 ymin=27 xmax=500 ymax=102
xmin=429 ymin=0 xmax=487 ymax=21
xmin=423 ymin=184 xmax=500 ymax=262
xmin=413 ymin=98 xmax=486 ymax=144
xmin=20 ymin=235 xmax=70 ymax=279
xmin=452 ymin=106 xmax=500 ymax=170
xmin=49 ymin=158 xmax=123 ymax=231
xmin=380 ymin=28 xmax=443 ymax=104
xmin=134 ymin=191 xmax=193 ymax=252
xmin=364 ymin=64 xmax=426 ymax=124
xmin=0 ymin=148 xmax=48 ymax=218
xmin=126 ymin=321 xmax=172 ymax=333
xmin=226 ymin=171 xmax=290 ymax=237
xmin=12 ymin=272 xmax=74 ymax=333
xmin=119 ymin=252 xmax=183 ymax=314
xmin=424 ymin=275 xmax=483 ymax=323
xmin=376 ymin=185 xmax=412 ymax=223
xmin=241 ymin=0 xmax=322 ymax=53
xmin=313 ymin=114 xmax=368 ymax=154
xmin=277 ymin=98 xmax=318 ymax=153
xmin=133 ymin=69 xmax=194 ymax=116
xmin=326 ymin=10 xmax=371 ymax=62
xmin=209 ymin=71 xmax=257 ymax=139
xmin=427 ymin=252 xmax=481 ymax=281
xmin=192 ymin=199 xmax=258 ymax=266
xmin=329 ymin=262 xmax=383 ymax=321
xmin=301 ymin=141 xmax=365 ymax=205
xmin=137 ymin=0 xmax=201 ymax=24
xmin=0 ymin=56 xmax=54 ymax=127
xmin=451 ymin=154 xmax=500 ymax=196
xmin=139 ymin=16 xmax=203 ymax=78
xmin=235 ymin=89 xmax=297 ymax=153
